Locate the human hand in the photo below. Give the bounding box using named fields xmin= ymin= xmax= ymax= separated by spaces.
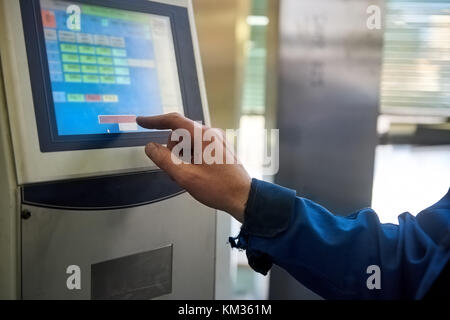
xmin=136 ymin=113 xmax=251 ymax=223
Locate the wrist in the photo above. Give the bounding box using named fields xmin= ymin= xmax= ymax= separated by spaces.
xmin=229 ymin=178 xmax=251 ymax=223
xmin=231 ymin=201 xmax=246 ymax=223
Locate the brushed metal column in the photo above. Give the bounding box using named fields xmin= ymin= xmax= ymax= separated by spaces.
xmin=271 ymin=0 xmax=383 ymax=299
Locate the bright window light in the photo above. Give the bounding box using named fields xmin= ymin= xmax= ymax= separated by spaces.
xmin=246 ymin=15 xmax=269 ymax=26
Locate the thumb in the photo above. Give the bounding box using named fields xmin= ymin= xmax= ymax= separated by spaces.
xmin=145 ymin=142 xmax=185 ymax=180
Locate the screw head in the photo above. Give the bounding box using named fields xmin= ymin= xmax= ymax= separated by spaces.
xmin=21 ymin=210 xmax=31 ymax=220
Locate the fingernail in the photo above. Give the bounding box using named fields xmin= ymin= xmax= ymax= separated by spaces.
xmin=146 ymin=142 xmax=157 ymax=154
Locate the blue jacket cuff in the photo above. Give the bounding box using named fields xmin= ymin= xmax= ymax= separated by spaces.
xmin=241 ymin=178 xmax=296 ymax=238
xmin=229 ymin=179 xmax=296 ymax=275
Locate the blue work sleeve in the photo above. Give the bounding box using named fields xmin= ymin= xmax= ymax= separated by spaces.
xmin=229 ymin=179 xmax=450 ymax=300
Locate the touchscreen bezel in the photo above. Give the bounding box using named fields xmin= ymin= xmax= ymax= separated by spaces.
xmin=21 ymin=0 xmax=204 ymax=152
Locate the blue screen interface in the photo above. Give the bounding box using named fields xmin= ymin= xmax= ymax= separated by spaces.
xmin=40 ymin=0 xmax=182 ymax=135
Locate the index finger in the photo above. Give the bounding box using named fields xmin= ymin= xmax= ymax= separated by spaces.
xmin=136 ymin=112 xmax=198 ymax=135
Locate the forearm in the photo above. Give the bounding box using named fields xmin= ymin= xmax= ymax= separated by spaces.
xmin=230 ymin=179 xmax=445 ymax=299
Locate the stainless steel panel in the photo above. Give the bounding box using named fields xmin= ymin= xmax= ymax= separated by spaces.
xmin=91 ymin=245 xmax=173 ymax=300
xmin=272 ymin=0 xmax=383 ymax=299
xmin=21 ymin=193 xmax=215 ymax=300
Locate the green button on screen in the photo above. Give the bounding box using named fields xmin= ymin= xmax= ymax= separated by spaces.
xmin=112 ymin=48 xmax=127 ymax=57
xmin=99 ymin=66 xmax=114 ymax=74
xmin=67 ymin=94 xmax=85 ymax=102
xmin=63 ymin=64 xmax=81 ymax=73
xmin=98 ymin=57 xmax=113 ymax=65
xmin=60 ymin=44 xmax=78 ymax=53
xmin=81 ymin=65 xmax=98 ymax=73
xmin=64 ymin=73 xmax=82 ymax=82
xmin=114 ymin=67 xmax=130 ymax=75
xmin=96 ymin=47 xmax=112 ymax=56
xmin=80 ymin=55 xmax=97 ymax=64
xmin=83 ymin=75 xmax=100 ymax=83
xmin=100 ymin=75 xmax=115 ymax=84
xmin=61 ymin=54 xmax=79 ymax=63
xmin=78 ymin=45 xmax=96 ymax=55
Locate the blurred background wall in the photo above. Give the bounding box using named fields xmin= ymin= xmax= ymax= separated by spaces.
xmin=193 ymin=0 xmax=248 ymax=130
xmin=193 ymin=0 xmax=280 ymax=299
xmin=193 ymin=0 xmax=250 ymax=299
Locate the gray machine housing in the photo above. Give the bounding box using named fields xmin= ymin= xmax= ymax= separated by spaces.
xmin=0 ymin=0 xmax=225 ymax=299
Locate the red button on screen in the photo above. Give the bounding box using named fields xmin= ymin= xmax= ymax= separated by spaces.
xmin=41 ymin=10 xmax=56 ymax=28
xmin=85 ymin=94 xmax=102 ymax=102
xmin=98 ymin=115 xmax=137 ymax=124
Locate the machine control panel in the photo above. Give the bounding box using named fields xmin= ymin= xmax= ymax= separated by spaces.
xmin=40 ymin=0 xmax=183 ymax=137
xmin=0 ymin=0 xmax=207 ymax=183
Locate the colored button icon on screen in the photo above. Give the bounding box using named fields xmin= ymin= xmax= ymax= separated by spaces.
xmin=49 ymin=61 xmax=62 ymax=73
xmin=98 ymin=115 xmax=138 ymax=132
xmin=113 ymin=58 xmax=128 ymax=66
xmin=44 ymin=29 xmax=57 ymax=41
xmin=41 ymin=10 xmax=56 ymax=28
xmin=76 ymin=33 xmax=94 ymax=44
xmin=65 ymin=74 xmax=82 ymax=82
xmin=46 ymin=42 xmax=59 ymax=52
xmin=83 ymin=75 xmax=100 ymax=83
xmin=85 ymin=94 xmax=102 ymax=102
xmin=80 ymin=55 xmax=97 ymax=64
xmin=60 ymin=44 xmax=78 ymax=53
xmin=116 ymin=76 xmax=131 ymax=85
xmin=52 ymin=91 xmax=66 ymax=103
xmin=103 ymin=95 xmax=119 ymax=103
xmin=62 ymin=54 xmax=79 ymax=63
xmin=50 ymin=72 xmax=63 ymax=82
xmin=63 ymin=64 xmax=80 ymax=73
xmin=114 ymin=67 xmax=129 ymax=76
xmin=100 ymin=76 xmax=115 ymax=84
xmin=112 ymin=49 xmax=127 ymax=57
xmin=59 ymin=31 xmax=76 ymax=43
xmin=99 ymin=66 xmax=114 ymax=74
xmin=47 ymin=52 xmax=61 ymax=62
xmin=78 ymin=45 xmax=96 ymax=55
xmin=67 ymin=94 xmax=85 ymax=102
xmin=94 ymin=34 xmax=110 ymax=46
xmin=81 ymin=65 xmax=98 ymax=73
xmin=109 ymin=36 xmax=125 ymax=48
xmin=98 ymin=115 xmax=136 ymax=124
xmin=98 ymin=57 xmax=113 ymax=65
xmin=96 ymin=47 xmax=112 ymax=56
xmin=118 ymin=123 xmax=138 ymax=131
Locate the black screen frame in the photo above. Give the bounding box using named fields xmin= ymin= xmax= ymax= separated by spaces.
xmin=20 ymin=0 xmax=205 ymax=152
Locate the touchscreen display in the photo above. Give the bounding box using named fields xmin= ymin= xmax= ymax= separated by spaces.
xmin=39 ymin=0 xmax=183 ymax=135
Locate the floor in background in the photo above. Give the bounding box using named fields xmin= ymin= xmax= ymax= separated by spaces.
xmin=371 ymin=144 xmax=450 ymax=224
